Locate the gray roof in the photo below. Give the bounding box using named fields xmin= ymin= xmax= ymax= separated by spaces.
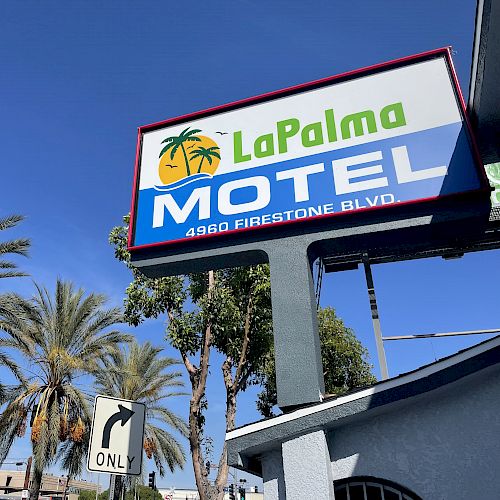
xmin=227 ymin=335 xmax=500 ymax=475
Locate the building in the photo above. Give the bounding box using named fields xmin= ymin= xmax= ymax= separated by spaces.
xmin=227 ymin=335 xmax=500 ymax=499
xmin=0 ymin=470 xmax=100 ymax=500
xmin=157 ymin=487 xmax=262 ymax=500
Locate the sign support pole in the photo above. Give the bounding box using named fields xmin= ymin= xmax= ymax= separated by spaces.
xmin=95 ymin=475 xmax=99 ymax=500
xmin=108 ymin=475 xmax=115 ymax=500
xmin=267 ymin=240 xmax=325 ymax=410
xmin=363 ymin=255 xmax=389 ymax=380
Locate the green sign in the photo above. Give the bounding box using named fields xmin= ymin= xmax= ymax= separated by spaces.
xmin=485 ymin=163 xmax=500 ymax=206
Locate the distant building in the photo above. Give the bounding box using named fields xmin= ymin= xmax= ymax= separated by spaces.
xmin=157 ymin=487 xmax=262 ymax=500
xmin=0 ymin=470 xmax=100 ymax=500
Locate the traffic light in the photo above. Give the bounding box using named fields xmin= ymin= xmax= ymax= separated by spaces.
xmin=148 ymin=471 xmax=156 ymax=489
xmin=228 ymin=484 xmax=235 ymax=500
xmin=238 ymin=487 xmax=246 ymax=500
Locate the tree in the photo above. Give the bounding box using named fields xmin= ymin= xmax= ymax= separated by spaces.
xmin=110 ymin=218 xmax=376 ymax=500
xmin=109 ymin=217 xmax=273 ymax=500
xmin=0 ymin=214 xmax=30 ymax=280
xmin=255 ymin=307 xmax=377 ymax=417
xmin=159 ymin=127 xmax=202 ymax=177
xmin=124 ymin=485 xmax=163 ymax=500
xmin=0 ymin=280 xmax=131 ymax=500
xmin=94 ymin=340 xmax=188 ymax=499
xmin=190 ymin=146 xmax=221 ymax=173
xmin=78 ymin=490 xmax=98 ymax=500
xmin=79 ymin=489 xmax=108 ymax=500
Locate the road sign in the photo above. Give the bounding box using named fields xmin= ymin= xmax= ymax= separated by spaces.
xmin=87 ymin=395 xmax=146 ymax=475
xmin=129 ymin=48 xmax=488 ymax=255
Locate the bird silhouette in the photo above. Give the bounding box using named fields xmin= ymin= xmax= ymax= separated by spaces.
xmin=187 ymin=145 xmax=195 ymax=150
xmin=165 ymin=164 xmax=177 ymax=168
xmin=216 ymin=131 xmax=228 ymax=135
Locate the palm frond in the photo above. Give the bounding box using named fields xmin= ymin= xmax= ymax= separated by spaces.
xmin=145 ymin=424 xmax=185 ymax=474
xmin=147 ymin=406 xmax=188 ymax=437
xmin=0 ymin=350 xmax=25 ymax=382
xmin=0 ymin=401 xmax=25 ymax=463
xmin=159 ymin=141 xmax=176 ymax=158
xmin=0 ymin=261 xmax=18 ymax=269
xmin=179 ymin=127 xmax=202 ymax=138
xmin=0 ymin=215 xmax=24 ymax=231
xmin=170 ymin=143 xmax=180 ymax=160
xmin=0 ymin=215 xmax=30 ymax=279
xmin=0 ymin=239 xmax=30 ymax=258
xmin=0 ymin=271 xmax=29 ymax=279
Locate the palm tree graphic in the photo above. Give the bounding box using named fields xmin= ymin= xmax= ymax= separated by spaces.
xmin=159 ymin=127 xmax=202 ymax=177
xmin=190 ymin=145 xmax=221 ymax=173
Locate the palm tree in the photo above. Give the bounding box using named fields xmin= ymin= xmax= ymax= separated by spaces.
xmin=190 ymin=146 xmax=221 ymax=174
xmin=94 ymin=341 xmax=187 ymax=499
xmin=0 ymin=214 xmax=30 ymax=279
xmin=159 ymin=127 xmax=202 ymax=177
xmin=0 ymin=280 xmax=131 ymax=500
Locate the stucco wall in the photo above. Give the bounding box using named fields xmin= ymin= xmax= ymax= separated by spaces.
xmin=262 ymin=449 xmax=286 ymax=500
xmin=328 ymin=364 xmax=500 ymax=499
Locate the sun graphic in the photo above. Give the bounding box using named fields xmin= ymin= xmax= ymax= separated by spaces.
xmin=158 ymin=130 xmax=221 ymax=186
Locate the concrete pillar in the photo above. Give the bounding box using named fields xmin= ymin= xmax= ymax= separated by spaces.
xmin=281 ymin=430 xmax=335 ymax=500
xmin=262 ymin=450 xmax=286 ymax=500
xmin=267 ymin=240 xmax=325 ymax=410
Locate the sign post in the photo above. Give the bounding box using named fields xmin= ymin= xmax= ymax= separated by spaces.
xmin=108 ymin=475 xmax=115 ymax=500
xmin=87 ymin=396 xmax=146 ymax=476
xmin=128 ymin=48 xmax=490 ymax=409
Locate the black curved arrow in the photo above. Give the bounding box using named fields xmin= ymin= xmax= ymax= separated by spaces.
xmin=102 ymin=404 xmax=135 ymax=449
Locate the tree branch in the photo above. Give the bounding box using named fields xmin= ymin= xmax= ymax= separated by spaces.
xmin=234 ymin=293 xmax=253 ymax=389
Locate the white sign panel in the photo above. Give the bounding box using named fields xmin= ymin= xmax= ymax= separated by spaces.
xmin=129 ymin=49 xmax=487 ymax=252
xmin=87 ymin=395 xmax=146 ymax=475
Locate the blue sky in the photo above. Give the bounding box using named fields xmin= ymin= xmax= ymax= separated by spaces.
xmin=1 ymin=0 xmax=498 ymax=491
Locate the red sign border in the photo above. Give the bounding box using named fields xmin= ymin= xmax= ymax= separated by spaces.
xmin=128 ymin=47 xmax=490 ymax=252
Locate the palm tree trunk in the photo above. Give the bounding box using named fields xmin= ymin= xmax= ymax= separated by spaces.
xmin=180 ymin=144 xmax=191 ymax=176
xmin=29 ymin=466 xmax=43 ymax=500
xmin=197 ymin=157 xmax=205 ymax=174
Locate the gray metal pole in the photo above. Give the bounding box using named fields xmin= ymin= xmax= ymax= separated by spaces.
xmin=383 ymin=328 xmax=500 ymax=340
xmin=363 ymin=256 xmax=389 ymax=380
xmin=95 ymin=474 xmax=100 ymax=500
xmin=108 ymin=475 xmax=116 ymax=500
